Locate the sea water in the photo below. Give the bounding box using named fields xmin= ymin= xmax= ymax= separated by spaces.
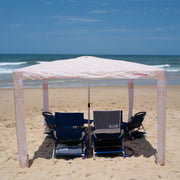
xmin=0 ymin=54 xmax=180 ymax=88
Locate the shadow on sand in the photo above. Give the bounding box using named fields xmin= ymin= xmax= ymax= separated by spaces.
xmin=124 ymin=136 xmax=157 ymax=158
xmin=29 ymin=136 xmax=54 ymax=167
xmin=29 ymin=135 xmax=156 ymax=166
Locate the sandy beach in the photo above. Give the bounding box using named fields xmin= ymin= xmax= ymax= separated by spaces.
xmin=0 ymin=85 xmax=180 ymax=180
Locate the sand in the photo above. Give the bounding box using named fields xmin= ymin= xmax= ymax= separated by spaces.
xmin=0 ymin=85 xmax=180 ymax=180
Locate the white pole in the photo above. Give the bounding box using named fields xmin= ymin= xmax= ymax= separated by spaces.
xmin=156 ymin=71 xmax=166 ymax=165
xmin=128 ymin=79 xmax=134 ymax=122
xmin=42 ymin=79 xmax=49 ymax=136
xmin=13 ymin=72 xmax=29 ymax=168
xmin=42 ymin=79 xmax=49 ymax=113
xmin=88 ymin=79 xmax=90 ymax=138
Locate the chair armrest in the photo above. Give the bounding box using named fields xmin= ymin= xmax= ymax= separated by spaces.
xmin=84 ymin=119 xmax=94 ymax=124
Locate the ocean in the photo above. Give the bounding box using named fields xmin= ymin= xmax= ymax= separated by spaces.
xmin=0 ymin=54 xmax=180 ymax=88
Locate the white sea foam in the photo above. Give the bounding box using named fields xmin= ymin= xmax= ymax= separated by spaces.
xmin=0 ymin=62 xmax=26 ymax=66
xmin=152 ymin=64 xmax=180 ymax=72
xmin=0 ymin=68 xmax=13 ymax=74
xmin=166 ymin=68 xmax=180 ymax=72
xmin=153 ymin=64 xmax=170 ymax=68
xmin=36 ymin=61 xmax=47 ymax=64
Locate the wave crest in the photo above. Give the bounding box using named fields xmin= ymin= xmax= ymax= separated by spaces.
xmin=153 ymin=64 xmax=170 ymax=68
xmin=0 ymin=62 xmax=26 ymax=66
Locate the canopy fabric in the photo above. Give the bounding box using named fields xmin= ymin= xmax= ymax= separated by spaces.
xmin=14 ymin=56 xmax=163 ymax=80
xmin=13 ymin=56 xmax=166 ymax=168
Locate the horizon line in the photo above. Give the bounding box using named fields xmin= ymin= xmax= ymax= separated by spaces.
xmin=0 ymin=53 xmax=180 ymax=56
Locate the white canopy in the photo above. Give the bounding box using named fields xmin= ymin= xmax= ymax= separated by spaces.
xmin=14 ymin=56 xmax=162 ymax=80
xmin=13 ymin=56 xmax=166 ymax=167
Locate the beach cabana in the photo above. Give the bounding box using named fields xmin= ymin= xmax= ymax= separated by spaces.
xmin=13 ymin=56 xmax=166 ymax=168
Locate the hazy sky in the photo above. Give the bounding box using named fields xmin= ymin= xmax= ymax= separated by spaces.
xmin=0 ymin=0 xmax=180 ymax=55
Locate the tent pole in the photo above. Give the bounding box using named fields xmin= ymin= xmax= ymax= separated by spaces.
xmin=13 ymin=72 xmax=29 ymax=168
xmin=128 ymin=79 xmax=134 ymax=122
xmin=42 ymin=79 xmax=49 ymax=135
xmin=156 ymin=71 xmax=167 ymax=165
xmin=88 ymin=79 xmax=91 ymax=141
xmin=42 ymin=79 xmax=49 ymax=113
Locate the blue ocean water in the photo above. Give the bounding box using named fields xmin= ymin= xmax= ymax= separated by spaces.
xmin=0 ymin=54 xmax=180 ymax=88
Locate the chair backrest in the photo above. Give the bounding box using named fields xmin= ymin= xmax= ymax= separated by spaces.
xmin=54 ymin=112 xmax=84 ymax=127
xmin=42 ymin=111 xmax=55 ymax=128
xmin=55 ymin=128 xmax=84 ymax=141
xmin=93 ymin=110 xmax=123 ymax=133
xmin=128 ymin=112 xmax=146 ymax=130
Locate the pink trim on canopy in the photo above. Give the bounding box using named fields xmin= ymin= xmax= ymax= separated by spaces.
xmin=13 ymin=56 xmax=166 ymax=167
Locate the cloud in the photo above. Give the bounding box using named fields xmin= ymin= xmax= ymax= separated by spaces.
xmin=23 ymin=32 xmax=40 ymax=38
xmin=67 ymin=0 xmax=79 ymax=2
xmin=47 ymin=29 xmax=89 ymax=35
xmin=9 ymin=24 xmax=22 ymax=28
xmin=50 ymin=16 xmax=102 ymax=22
xmin=147 ymin=27 xmax=166 ymax=32
xmin=100 ymin=27 xmax=168 ymax=33
xmin=102 ymin=2 xmax=112 ymax=6
xmin=47 ymin=28 xmax=136 ymax=35
xmin=69 ymin=17 xmax=101 ymax=22
xmin=122 ymin=0 xmax=151 ymax=2
xmin=85 ymin=1 xmax=112 ymax=6
xmin=89 ymin=10 xmax=107 ymax=14
xmin=143 ymin=36 xmax=180 ymax=40
xmin=100 ymin=28 xmax=135 ymax=32
xmin=40 ymin=0 xmax=53 ymax=4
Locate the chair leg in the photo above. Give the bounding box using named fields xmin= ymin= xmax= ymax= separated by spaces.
xmin=142 ymin=124 xmax=147 ymax=134
xmin=121 ymin=140 xmax=125 ymax=157
xmin=129 ymin=131 xmax=134 ymax=140
xmin=42 ymin=125 xmax=46 ymax=139
xmin=142 ymin=125 xmax=148 ymax=138
xmin=52 ymin=143 xmax=56 ymax=161
xmin=93 ymin=147 xmax=96 ymax=160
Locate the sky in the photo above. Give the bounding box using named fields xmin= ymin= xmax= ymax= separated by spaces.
xmin=0 ymin=0 xmax=180 ymax=55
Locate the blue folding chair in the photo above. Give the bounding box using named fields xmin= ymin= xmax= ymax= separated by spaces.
xmin=42 ymin=111 xmax=55 ymax=136
xmin=92 ymin=110 xmax=125 ymax=159
xmin=52 ymin=112 xmax=87 ymax=159
xmin=124 ymin=112 xmax=147 ymax=140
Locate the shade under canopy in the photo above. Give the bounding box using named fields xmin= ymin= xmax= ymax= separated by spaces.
xmin=13 ymin=56 xmax=166 ymax=168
